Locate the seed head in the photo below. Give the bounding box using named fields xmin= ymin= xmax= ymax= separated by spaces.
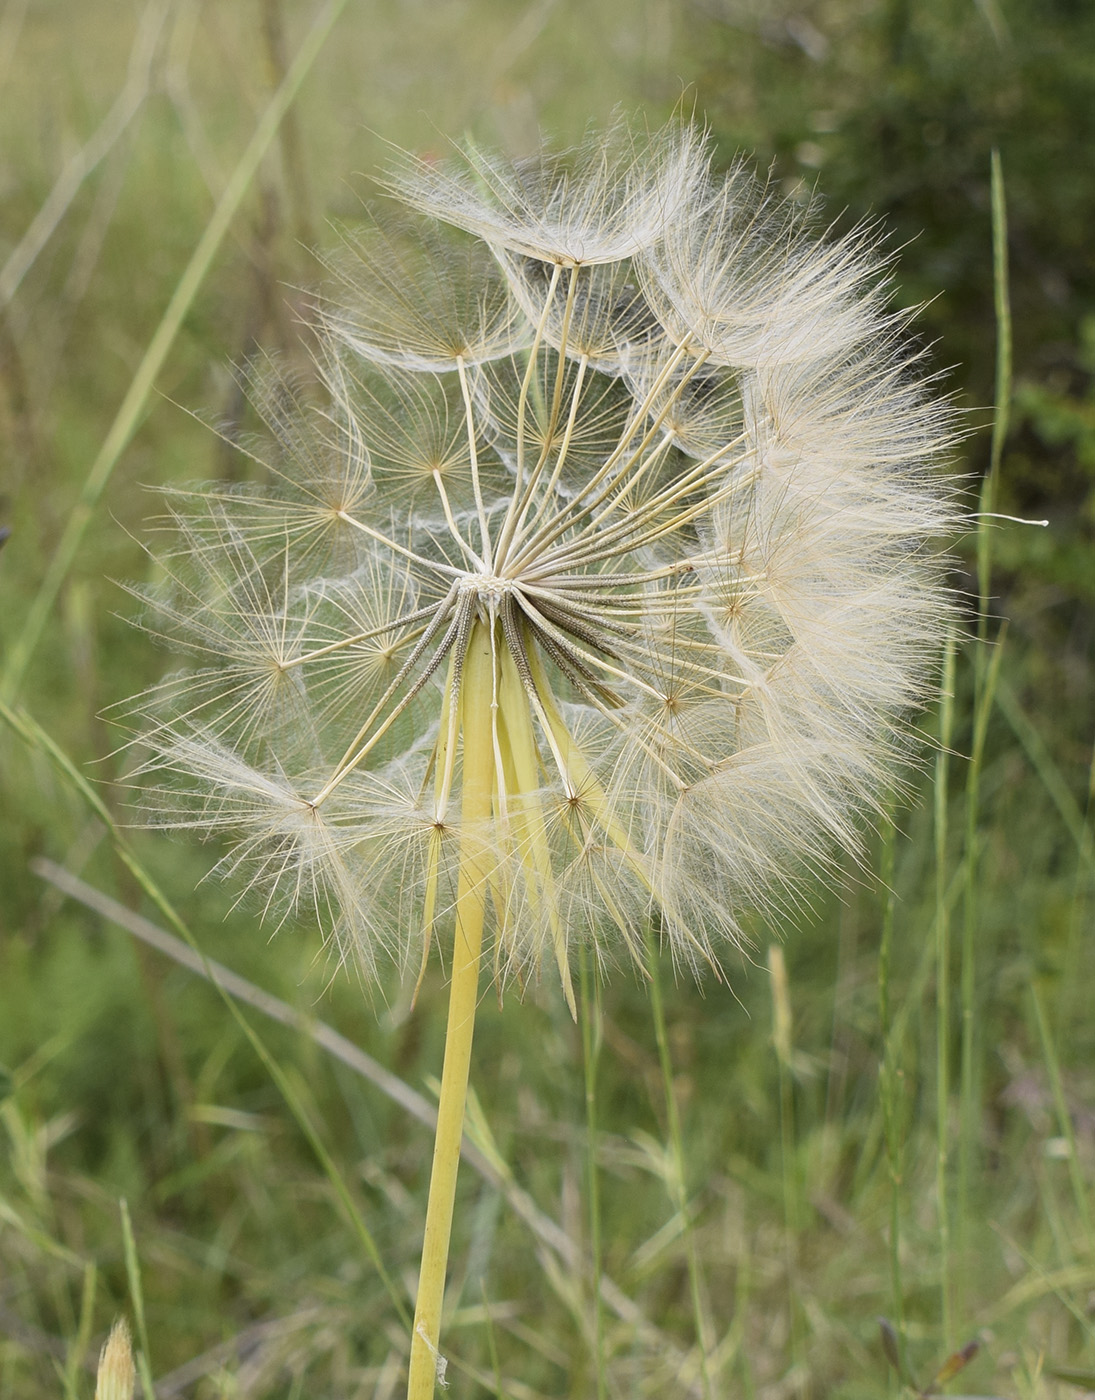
xmin=95 ymin=1319 xmax=136 ymax=1400
xmin=123 ymin=119 xmax=959 ymax=998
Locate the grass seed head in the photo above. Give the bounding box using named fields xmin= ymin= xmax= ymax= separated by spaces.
xmin=123 ymin=118 xmax=960 ymax=995
xmin=94 ymin=1319 xmax=136 ymax=1400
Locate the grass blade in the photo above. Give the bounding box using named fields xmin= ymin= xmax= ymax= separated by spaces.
xmin=0 ymin=0 xmax=167 ymax=308
xmin=996 ymin=680 xmax=1095 ymax=878
xmin=0 ymin=0 xmax=349 ymax=703
xmin=119 ymin=1199 xmax=156 ymax=1400
xmin=0 ymin=697 xmax=405 ymax=1323
xmin=1029 ymin=982 xmax=1095 ymax=1254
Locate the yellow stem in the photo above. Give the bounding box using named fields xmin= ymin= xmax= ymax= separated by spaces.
xmin=407 ymin=619 xmax=495 ymax=1400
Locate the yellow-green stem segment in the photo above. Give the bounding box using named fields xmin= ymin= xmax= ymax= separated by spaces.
xmin=407 ymin=620 xmax=495 ymax=1400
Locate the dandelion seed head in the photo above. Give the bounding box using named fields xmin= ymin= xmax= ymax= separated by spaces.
xmin=123 ymin=118 xmax=960 ymax=994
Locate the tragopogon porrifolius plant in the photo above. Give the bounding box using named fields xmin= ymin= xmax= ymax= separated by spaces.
xmin=123 ymin=119 xmax=959 ymax=1398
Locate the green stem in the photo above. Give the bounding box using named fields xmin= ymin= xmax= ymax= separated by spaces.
xmin=769 ymin=945 xmax=805 ymax=1395
xmin=980 ymin=149 xmax=1012 ymax=628
xmin=579 ymin=946 xmax=608 ymax=1400
xmin=407 ymin=621 xmax=494 ymax=1400
xmin=878 ymin=807 xmax=909 ymax=1388
xmin=960 ymin=147 xmax=1012 ymax=1269
xmin=935 ymin=628 xmax=957 ymax=1349
xmin=647 ymin=926 xmax=714 ymax=1400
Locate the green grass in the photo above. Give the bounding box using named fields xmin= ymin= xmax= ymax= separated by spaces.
xmin=2 ymin=1 xmax=1095 ymax=1397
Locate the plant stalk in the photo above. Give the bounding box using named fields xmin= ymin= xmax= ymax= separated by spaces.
xmin=934 ymin=626 xmax=957 ymax=1349
xmin=407 ymin=620 xmax=495 ymax=1400
xmin=578 ymin=946 xmax=608 ymax=1400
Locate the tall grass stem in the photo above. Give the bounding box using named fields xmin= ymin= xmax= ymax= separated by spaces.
xmin=647 ymin=927 xmax=714 ymax=1400
xmin=981 ymin=149 xmax=1012 ymax=619
xmin=0 ymin=0 xmax=166 ymax=309
xmin=934 ymin=627 xmax=957 ymax=1348
xmin=878 ymin=807 xmax=909 ymax=1388
xmin=768 ymin=944 xmax=806 ymax=1394
xmin=119 ymin=1199 xmax=156 ymax=1400
xmin=578 ymin=945 xmax=608 ymax=1400
xmin=0 ymin=0 xmax=348 ymax=703
xmin=959 ymin=151 xmax=1012 ymax=1265
xmin=67 ymin=1262 xmax=98 ymax=1400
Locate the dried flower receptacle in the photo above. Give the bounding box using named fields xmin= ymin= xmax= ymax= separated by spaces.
xmin=123 ymin=119 xmax=958 ymax=1398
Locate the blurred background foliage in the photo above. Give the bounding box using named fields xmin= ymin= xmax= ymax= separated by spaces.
xmin=0 ymin=1 xmax=1093 ymax=1397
